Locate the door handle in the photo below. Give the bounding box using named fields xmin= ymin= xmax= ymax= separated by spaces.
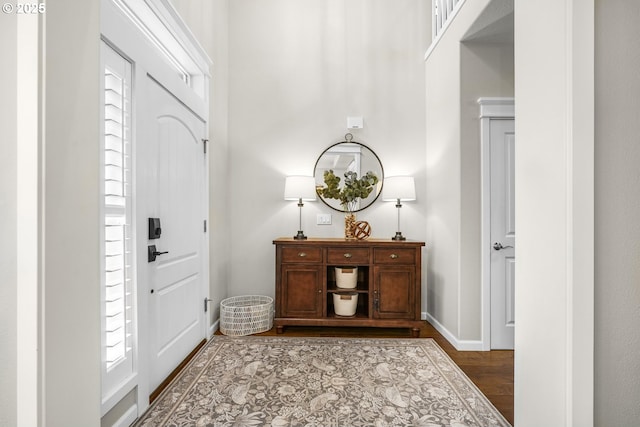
xmin=493 ymin=242 xmax=514 ymax=251
xmin=148 ymin=245 xmax=169 ymax=262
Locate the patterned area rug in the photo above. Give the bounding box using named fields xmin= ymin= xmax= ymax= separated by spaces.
xmin=134 ymin=336 xmax=510 ymax=427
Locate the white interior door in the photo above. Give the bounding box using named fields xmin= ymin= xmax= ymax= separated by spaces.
xmin=490 ymin=118 xmax=516 ymax=350
xmin=142 ymin=76 xmax=207 ymax=392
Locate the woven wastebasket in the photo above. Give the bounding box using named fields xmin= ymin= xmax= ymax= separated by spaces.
xmin=220 ymin=295 xmax=274 ymax=336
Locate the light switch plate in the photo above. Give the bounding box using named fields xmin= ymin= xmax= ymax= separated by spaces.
xmin=317 ymin=213 xmax=332 ymax=225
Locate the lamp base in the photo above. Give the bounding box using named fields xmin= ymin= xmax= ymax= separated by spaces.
xmin=391 ymin=232 xmax=406 ymax=241
xmin=293 ymin=231 xmax=308 ymax=240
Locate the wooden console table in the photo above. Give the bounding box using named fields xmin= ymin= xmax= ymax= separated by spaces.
xmin=273 ymin=237 xmax=425 ymax=337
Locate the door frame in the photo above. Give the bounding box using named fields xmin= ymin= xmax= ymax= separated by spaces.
xmin=478 ymin=97 xmax=514 ymax=351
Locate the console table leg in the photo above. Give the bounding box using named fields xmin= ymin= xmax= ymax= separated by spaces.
xmin=411 ymin=327 xmax=420 ymax=338
xmin=276 ymin=325 xmax=284 ymax=334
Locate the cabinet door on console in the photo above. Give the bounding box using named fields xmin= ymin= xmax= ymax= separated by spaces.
xmin=373 ymin=265 xmax=415 ymax=319
xmin=280 ymin=265 xmax=323 ymax=318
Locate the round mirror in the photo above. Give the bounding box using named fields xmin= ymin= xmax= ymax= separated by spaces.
xmin=314 ymin=134 xmax=384 ymax=213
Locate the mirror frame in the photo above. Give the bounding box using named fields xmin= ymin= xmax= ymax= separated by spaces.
xmin=313 ymin=136 xmax=384 ymax=213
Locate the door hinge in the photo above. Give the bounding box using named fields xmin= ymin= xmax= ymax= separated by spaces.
xmin=202 ymin=138 xmax=209 ymax=154
xmin=204 ymin=297 xmax=213 ymax=313
xmin=204 ymin=219 xmax=207 ymax=232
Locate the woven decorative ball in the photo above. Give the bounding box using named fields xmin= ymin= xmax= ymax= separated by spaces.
xmin=353 ymin=221 xmax=372 ymax=240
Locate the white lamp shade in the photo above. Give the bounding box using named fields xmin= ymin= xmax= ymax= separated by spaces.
xmin=382 ymin=176 xmax=416 ymax=201
xmin=284 ymin=176 xmax=317 ymax=201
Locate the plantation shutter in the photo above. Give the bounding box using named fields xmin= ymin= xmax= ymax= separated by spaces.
xmin=101 ymin=43 xmax=136 ymax=403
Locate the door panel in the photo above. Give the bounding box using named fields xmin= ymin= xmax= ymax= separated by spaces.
xmin=504 ymin=257 xmax=516 ymax=327
xmin=280 ymin=265 xmax=323 ymax=317
xmin=490 ymin=119 xmax=516 ymax=350
xmin=155 ymin=274 xmax=199 ymax=356
xmin=143 ymin=77 xmax=206 ymax=392
xmin=373 ymin=266 xmax=414 ymax=319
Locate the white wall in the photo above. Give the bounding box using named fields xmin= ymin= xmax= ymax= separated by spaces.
xmin=5 ymin=2 xmax=103 ymax=425
xmin=225 ymin=0 xmax=431 ymax=302
xmin=514 ymin=1 xmax=594 ymax=425
xmin=170 ymin=0 xmax=231 ymax=326
xmin=594 ymin=1 xmax=640 ymax=424
xmin=425 ymin=14 xmax=462 ymax=340
xmin=424 ymin=0 xmax=514 ymax=347
xmin=41 ymin=1 xmax=102 ymax=425
xmin=0 ymin=11 xmax=17 ymax=427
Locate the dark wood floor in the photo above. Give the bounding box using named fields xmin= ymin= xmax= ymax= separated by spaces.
xmin=246 ymin=322 xmax=514 ymax=425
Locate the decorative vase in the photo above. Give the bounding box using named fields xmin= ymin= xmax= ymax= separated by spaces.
xmin=344 ymin=213 xmax=356 ymax=240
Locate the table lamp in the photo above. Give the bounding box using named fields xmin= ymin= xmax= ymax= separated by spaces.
xmin=382 ymin=176 xmax=416 ymax=241
xmin=284 ymin=176 xmax=317 ymax=240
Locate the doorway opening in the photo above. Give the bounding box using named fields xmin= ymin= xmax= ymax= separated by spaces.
xmin=479 ymin=98 xmax=515 ymax=351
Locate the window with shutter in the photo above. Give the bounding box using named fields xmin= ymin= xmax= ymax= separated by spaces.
xmin=101 ymin=43 xmax=136 ymax=404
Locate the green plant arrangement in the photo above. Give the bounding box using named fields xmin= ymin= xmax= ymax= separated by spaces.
xmin=317 ymin=169 xmax=379 ymax=239
xmin=317 ymin=170 xmax=379 ymax=213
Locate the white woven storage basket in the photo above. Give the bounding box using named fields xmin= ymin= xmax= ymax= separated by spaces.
xmin=335 ymin=267 xmax=358 ymax=289
xmin=332 ymin=292 xmax=358 ymax=316
xmin=220 ymin=295 xmax=274 ymax=336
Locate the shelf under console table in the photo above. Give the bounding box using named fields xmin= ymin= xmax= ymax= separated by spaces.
xmin=273 ymin=237 xmax=425 ymax=337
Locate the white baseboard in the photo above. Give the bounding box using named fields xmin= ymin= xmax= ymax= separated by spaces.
xmin=208 ymin=318 xmax=219 ymax=338
xmin=424 ymin=312 xmax=485 ymax=351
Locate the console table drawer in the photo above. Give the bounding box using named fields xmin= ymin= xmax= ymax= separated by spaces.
xmin=281 ymin=247 xmax=323 ymax=263
xmin=373 ymin=248 xmax=416 ymax=264
xmin=327 ymin=247 xmax=369 ymax=264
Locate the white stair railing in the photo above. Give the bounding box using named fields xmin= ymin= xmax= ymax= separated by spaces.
xmin=432 ymin=0 xmax=464 ymax=39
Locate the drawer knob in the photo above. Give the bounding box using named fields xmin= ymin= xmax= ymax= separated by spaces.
xmin=343 ymin=253 xmax=352 ymax=258
xmin=390 ymin=254 xmax=399 ymax=259
xmin=298 ymin=252 xmax=307 ymax=257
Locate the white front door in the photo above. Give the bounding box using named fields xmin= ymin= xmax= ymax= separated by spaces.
xmin=142 ymin=76 xmax=207 ymax=392
xmin=490 ymin=118 xmax=516 ymax=350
